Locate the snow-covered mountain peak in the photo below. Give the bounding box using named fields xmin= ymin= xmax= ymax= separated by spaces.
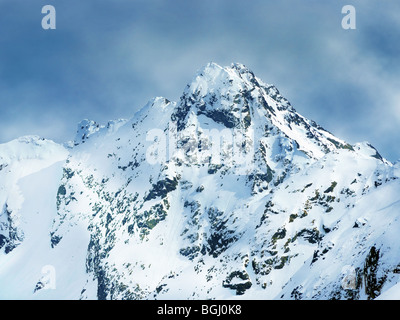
xmin=2 ymin=63 xmax=399 ymax=301
xmin=74 ymin=118 xmax=130 ymax=147
xmin=353 ymin=141 xmax=389 ymax=164
xmin=186 ymin=62 xmax=267 ymax=98
xmin=172 ymin=63 xmax=355 ymax=163
xmin=0 ymin=135 xmax=67 ymax=164
xmin=174 ymin=62 xmax=292 ymax=132
xmin=142 ymin=96 xmax=173 ymax=112
xmin=74 ymin=119 xmax=102 ymax=146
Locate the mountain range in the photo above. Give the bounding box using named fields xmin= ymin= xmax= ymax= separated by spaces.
xmin=1 ymin=62 xmax=399 ymax=300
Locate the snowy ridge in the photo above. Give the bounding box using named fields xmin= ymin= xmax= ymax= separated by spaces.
xmin=0 ymin=63 xmax=399 ymax=300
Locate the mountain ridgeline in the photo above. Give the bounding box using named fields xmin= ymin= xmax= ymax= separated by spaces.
xmin=1 ymin=63 xmax=400 ymax=300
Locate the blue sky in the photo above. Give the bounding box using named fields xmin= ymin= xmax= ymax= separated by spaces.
xmin=0 ymin=0 xmax=399 ymax=161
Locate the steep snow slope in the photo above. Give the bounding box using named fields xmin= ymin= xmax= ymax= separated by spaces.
xmin=0 ymin=136 xmax=93 ymax=299
xmin=0 ymin=136 xmax=68 ymax=256
xmin=0 ymin=63 xmax=399 ymax=300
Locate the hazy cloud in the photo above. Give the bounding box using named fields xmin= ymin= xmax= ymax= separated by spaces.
xmin=0 ymin=0 xmax=399 ymax=161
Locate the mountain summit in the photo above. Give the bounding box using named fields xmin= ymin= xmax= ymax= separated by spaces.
xmin=1 ymin=63 xmax=399 ymax=300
